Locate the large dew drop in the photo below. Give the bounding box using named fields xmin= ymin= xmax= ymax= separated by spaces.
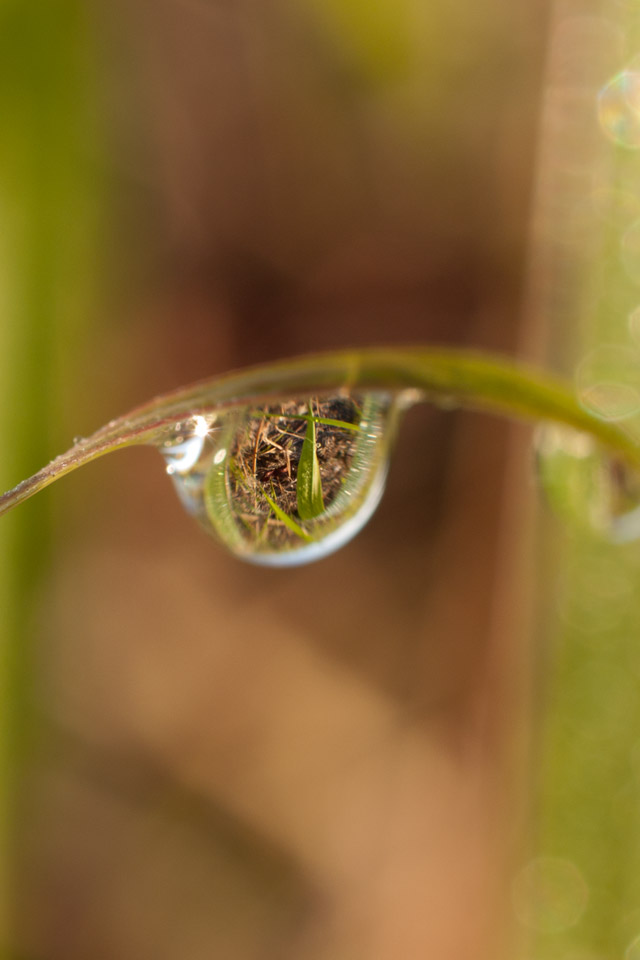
xmin=536 ymin=423 xmax=640 ymax=543
xmin=160 ymin=393 xmax=399 ymax=566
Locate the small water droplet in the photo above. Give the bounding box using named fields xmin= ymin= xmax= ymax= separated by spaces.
xmin=162 ymin=415 xmax=218 ymax=476
xmin=536 ymin=423 xmax=640 ymax=542
xmin=575 ymin=345 xmax=640 ymax=421
xmin=598 ymin=68 xmax=640 ymax=148
xmin=160 ymin=393 xmax=399 ymax=566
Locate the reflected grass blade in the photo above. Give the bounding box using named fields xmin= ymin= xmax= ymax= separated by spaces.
xmin=250 ymin=410 xmax=363 ymax=432
xmin=262 ymin=489 xmax=313 ymax=542
xmin=296 ymin=407 xmax=324 ymax=521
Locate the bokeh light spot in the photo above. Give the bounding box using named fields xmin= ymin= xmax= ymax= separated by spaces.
xmin=598 ymin=70 xmax=640 ymax=148
xmin=512 ymin=857 xmax=589 ymax=933
xmin=626 ymin=933 xmax=640 ymax=959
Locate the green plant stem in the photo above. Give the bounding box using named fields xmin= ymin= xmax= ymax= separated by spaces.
xmin=0 ymin=3 xmax=101 ymax=953
xmin=1 ymin=347 xmax=639 ymax=519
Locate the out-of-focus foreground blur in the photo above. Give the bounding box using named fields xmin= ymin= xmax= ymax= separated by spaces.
xmin=5 ymin=1 xmax=640 ymax=958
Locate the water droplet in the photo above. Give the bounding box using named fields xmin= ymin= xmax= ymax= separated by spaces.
xmin=575 ymin=345 xmax=640 ymax=421
xmin=536 ymin=423 xmax=640 ymax=543
xmin=598 ymin=68 xmax=640 ymax=148
xmin=160 ymin=393 xmax=399 ymax=566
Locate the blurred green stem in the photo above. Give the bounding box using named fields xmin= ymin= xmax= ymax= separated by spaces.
xmin=0 ymin=3 xmax=101 ymax=952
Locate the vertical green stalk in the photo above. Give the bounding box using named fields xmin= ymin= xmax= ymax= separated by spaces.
xmin=0 ymin=5 xmax=102 ymax=951
xmin=526 ymin=4 xmax=640 ymax=958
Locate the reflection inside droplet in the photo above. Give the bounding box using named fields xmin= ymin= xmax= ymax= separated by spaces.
xmin=162 ymin=414 xmax=218 ymax=475
xmin=160 ymin=393 xmax=399 ymax=566
xmin=598 ymin=69 xmax=640 ymax=148
xmin=536 ymin=423 xmax=640 ymax=542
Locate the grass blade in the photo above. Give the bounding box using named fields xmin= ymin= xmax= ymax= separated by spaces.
xmin=250 ymin=410 xmax=363 ymax=432
xmin=262 ymin=488 xmax=313 ymax=542
xmin=296 ymin=407 xmax=324 ymax=521
xmin=3 ymin=347 xmax=640 ymax=518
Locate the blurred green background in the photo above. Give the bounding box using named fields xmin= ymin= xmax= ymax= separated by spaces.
xmin=523 ymin=3 xmax=640 ymax=959
xmin=4 ymin=0 xmax=640 ymax=958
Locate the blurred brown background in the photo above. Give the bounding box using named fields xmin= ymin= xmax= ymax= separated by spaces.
xmin=8 ymin=0 xmax=550 ymax=957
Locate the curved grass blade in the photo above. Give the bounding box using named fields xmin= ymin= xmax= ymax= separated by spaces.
xmin=250 ymin=410 xmax=363 ymax=432
xmin=296 ymin=406 xmax=324 ymax=521
xmin=2 ymin=346 xmax=640 ymax=518
xmin=262 ymin=488 xmax=312 ymax=542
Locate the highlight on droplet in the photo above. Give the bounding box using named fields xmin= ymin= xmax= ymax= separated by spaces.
xmin=162 ymin=414 xmax=218 ymax=475
xmin=598 ymin=68 xmax=640 ymax=148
